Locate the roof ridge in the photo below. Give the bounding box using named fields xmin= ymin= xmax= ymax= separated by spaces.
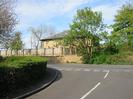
xmin=40 ymin=30 xmax=68 ymax=41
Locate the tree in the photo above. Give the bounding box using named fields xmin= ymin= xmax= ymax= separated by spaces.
xmin=99 ymin=30 xmax=119 ymax=55
xmin=63 ymin=7 xmax=105 ymax=63
xmin=10 ymin=32 xmax=23 ymax=55
xmin=30 ymin=26 xmax=43 ymax=55
xmin=112 ymin=3 xmax=133 ymax=51
xmin=0 ymin=0 xmax=17 ymax=48
xmin=29 ymin=25 xmax=55 ymax=55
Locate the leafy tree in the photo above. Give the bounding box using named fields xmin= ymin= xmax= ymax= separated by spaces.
xmin=112 ymin=3 xmax=133 ymax=51
xmin=10 ymin=32 xmax=23 ymax=54
xmin=99 ymin=31 xmax=119 ymax=55
xmin=63 ymin=7 xmax=105 ymax=63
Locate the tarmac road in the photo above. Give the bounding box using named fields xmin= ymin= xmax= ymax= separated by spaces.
xmin=27 ymin=64 xmax=133 ymax=99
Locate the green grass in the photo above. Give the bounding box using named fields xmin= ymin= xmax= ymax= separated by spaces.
xmin=0 ymin=56 xmax=47 ymax=68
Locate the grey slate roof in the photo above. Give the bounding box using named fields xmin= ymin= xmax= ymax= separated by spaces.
xmin=41 ymin=30 xmax=68 ymax=41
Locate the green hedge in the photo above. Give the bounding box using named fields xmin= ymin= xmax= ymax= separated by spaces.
xmin=0 ymin=56 xmax=3 ymax=62
xmin=0 ymin=56 xmax=47 ymax=97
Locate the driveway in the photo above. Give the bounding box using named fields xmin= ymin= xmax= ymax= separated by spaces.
xmin=27 ymin=64 xmax=133 ymax=99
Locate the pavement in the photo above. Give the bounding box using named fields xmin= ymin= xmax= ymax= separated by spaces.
xmin=26 ymin=64 xmax=133 ymax=99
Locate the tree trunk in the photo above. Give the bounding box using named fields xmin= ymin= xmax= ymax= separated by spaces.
xmin=5 ymin=50 xmax=7 ymax=56
xmin=15 ymin=50 xmax=18 ymax=56
xmin=87 ymin=39 xmax=93 ymax=63
xmin=36 ymin=47 xmax=38 ymax=56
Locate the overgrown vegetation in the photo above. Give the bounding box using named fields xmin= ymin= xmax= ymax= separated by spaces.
xmin=63 ymin=3 xmax=133 ymax=64
xmin=0 ymin=56 xmax=47 ymax=98
xmin=92 ymin=52 xmax=133 ymax=65
xmin=63 ymin=7 xmax=104 ymax=64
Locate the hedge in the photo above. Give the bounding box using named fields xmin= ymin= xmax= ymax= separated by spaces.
xmin=0 ymin=56 xmax=3 ymax=61
xmin=0 ymin=56 xmax=47 ymax=98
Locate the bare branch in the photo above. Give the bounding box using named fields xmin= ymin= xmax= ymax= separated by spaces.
xmin=0 ymin=0 xmax=17 ymax=49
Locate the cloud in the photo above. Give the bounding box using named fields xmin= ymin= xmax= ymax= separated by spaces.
xmin=15 ymin=0 xmax=91 ymax=33
xmin=60 ymin=0 xmax=89 ymax=13
xmin=16 ymin=0 xmax=90 ymax=22
xmin=93 ymin=0 xmax=127 ymax=25
xmin=15 ymin=0 xmax=125 ymax=48
xmin=93 ymin=4 xmax=121 ymax=25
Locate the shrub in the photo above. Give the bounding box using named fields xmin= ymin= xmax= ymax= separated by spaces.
xmin=106 ymin=54 xmax=133 ymax=65
xmin=92 ymin=54 xmax=107 ymax=64
xmin=0 ymin=56 xmax=3 ymax=61
xmin=92 ymin=53 xmax=133 ymax=65
xmin=103 ymin=44 xmax=119 ymax=55
xmin=0 ymin=56 xmax=47 ymax=97
xmin=82 ymin=53 xmax=92 ymax=64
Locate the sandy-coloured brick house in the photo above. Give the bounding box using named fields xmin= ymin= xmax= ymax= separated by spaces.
xmin=40 ymin=31 xmax=82 ymax=63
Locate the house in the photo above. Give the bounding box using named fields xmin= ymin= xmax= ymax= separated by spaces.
xmin=40 ymin=31 xmax=82 ymax=63
xmin=41 ymin=31 xmax=68 ymax=49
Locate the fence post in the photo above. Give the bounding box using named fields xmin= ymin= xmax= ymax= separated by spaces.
xmin=52 ymin=48 xmax=54 ymax=56
xmin=29 ymin=49 xmax=31 ymax=56
xmin=44 ymin=48 xmax=45 ymax=56
xmin=69 ymin=47 xmax=72 ymax=55
xmin=23 ymin=49 xmax=24 ymax=56
xmin=60 ymin=47 xmax=63 ymax=56
xmin=11 ymin=50 xmax=12 ymax=56
xmin=5 ymin=50 xmax=7 ymax=56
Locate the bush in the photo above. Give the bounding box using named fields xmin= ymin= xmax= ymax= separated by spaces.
xmin=0 ymin=56 xmax=47 ymax=97
xmin=92 ymin=53 xmax=133 ymax=65
xmin=103 ymin=44 xmax=119 ymax=55
xmin=106 ymin=54 xmax=133 ymax=65
xmin=0 ymin=56 xmax=3 ymax=61
xmin=92 ymin=54 xmax=107 ymax=64
xmin=82 ymin=53 xmax=92 ymax=64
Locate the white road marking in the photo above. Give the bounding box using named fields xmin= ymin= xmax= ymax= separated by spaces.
xmin=104 ymin=70 xmax=109 ymax=79
xmin=80 ymin=82 xmax=101 ymax=99
xmin=93 ymin=69 xmax=100 ymax=72
xmin=83 ymin=69 xmax=91 ymax=72
xmin=65 ymin=68 xmax=73 ymax=71
xmin=102 ymin=70 xmax=108 ymax=72
xmin=74 ymin=68 xmax=82 ymax=71
xmin=56 ymin=67 xmax=133 ymax=74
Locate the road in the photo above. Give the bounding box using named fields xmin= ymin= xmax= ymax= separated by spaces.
xmin=27 ymin=64 xmax=133 ymax=99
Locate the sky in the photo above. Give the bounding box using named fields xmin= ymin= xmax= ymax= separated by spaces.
xmin=15 ymin=0 xmax=129 ymax=48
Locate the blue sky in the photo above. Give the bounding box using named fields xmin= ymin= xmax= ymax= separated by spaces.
xmin=15 ymin=0 xmax=127 ymax=48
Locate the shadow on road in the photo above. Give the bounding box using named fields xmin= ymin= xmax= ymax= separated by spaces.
xmin=3 ymin=68 xmax=62 ymax=99
xmin=46 ymin=67 xmax=62 ymax=81
xmin=53 ymin=68 xmax=62 ymax=82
